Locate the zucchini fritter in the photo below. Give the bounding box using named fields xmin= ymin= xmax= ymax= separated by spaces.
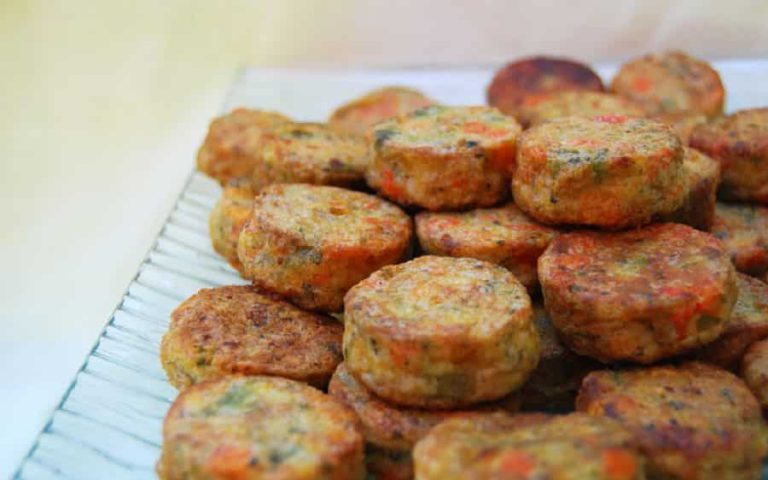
xmin=513 ymin=115 xmax=686 ymax=229
xmin=539 ymin=223 xmax=737 ymax=363
xmin=252 ymin=122 xmax=368 ymax=190
xmin=415 ymin=204 xmax=557 ymax=293
xmin=237 ymin=184 xmax=412 ymax=312
xmin=196 ymin=108 xmax=291 ymax=185
xmin=343 ymin=256 xmax=538 ymax=409
xmin=161 ymin=286 xmax=343 ymax=389
xmin=611 ymin=51 xmax=725 ymax=118
xmin=691 ymin=108 xmax=768 ymax=204
xmin=158 ymin=376 xmax=364 ymax=480
xmin=487 ymin=56 xmax=604 ymax=120
xmin=328 ymin=86 xmax=435 ymax=136
xmin=366 ymin=105 xmax=522 ymax=211
xmin=413 ymin=412 xmax=643 ymax=480
xmin=577 ymin=363 xmax=767 ymax=480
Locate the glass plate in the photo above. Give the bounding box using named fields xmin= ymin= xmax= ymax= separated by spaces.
xmin=14 ymin=61 xmax=768 ymax=479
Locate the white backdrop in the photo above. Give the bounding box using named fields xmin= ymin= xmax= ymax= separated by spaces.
xmin=1 ymin=0 xmax=767 ymax=475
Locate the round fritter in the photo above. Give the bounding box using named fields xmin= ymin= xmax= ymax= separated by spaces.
xmin=654 ymin=112 xmax=707 ymax=143
xmin=160 ymin=286 xmax=343 ymax=389
xmin=328 ymin=363 xmax=520 ymax=452
xmin=712 ymin=202 xmax=768 ymax=277
xmin=487 ymin=56 xmax=605 ymax=119
xmin=343 ymin=256 xmax=539 ymax=409
xmin=208 ymin=178 xmax=254 ymax=273
xmin=516 ymin=91 xmax=644 ymax=127
xmin=237 ymin=184 xmax=412 ymax=312
xmin=252 ymin=122 xmax=368 ymax=191
xmin=364 ymin=446 xmax=413 ymax=480
xmin=690 ymin=108 xmax=768 ymax=203
xmin=743 ymin=338 xmax=768 ymax=409
xmin=157 ymin=376 xmax=364 ymax=480
xmin=611 ymin=51 xmax=725 ymax=118
xmin=695 ymin=273 xmax=768 ymax=369
xmin=413 ymin=412 xmax=644 ymax=480
xmin=521 ymin=305 xmax=600 ymax=412
xmin=414 ymin=204 xmax=558 ymax=293
xmin=366 ymin=105 xmax=522 ymax=211
xmin=328 ymin=86 xmax=435 ymax=136
xmin=658 ymin=147 xmax=720 ymax=231
xmin=513 ymin=115 xmax=686 ymax=229
xmin=577 ymin=362 xmax=768 ymax=480
xmin=539 ymin=223 xmax=738 ymax=364
xmin=196 ymin=108 xmax=292 ymax=185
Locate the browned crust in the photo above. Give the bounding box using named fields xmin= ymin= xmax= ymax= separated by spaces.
xmin=158 ymin=376 xmax=365 ymax=480
xmin=539 ymin=223 xmax=737 ymax=363
xmin=691 ymin=108 xmax=768 ymax=203
xmin=160 ymin=286 xmax=343 ymax=389
xmin=611 ymin=51 xmax=725 ymax=118
xmin=576 ymin=363 xmax=767 ymax=480
xmin=487 ymin=56 xmax=604 ymax=119
xmin=237 ymin=184 xmax=412 ymax=312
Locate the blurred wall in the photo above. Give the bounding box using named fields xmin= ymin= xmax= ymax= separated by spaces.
xmin=1 ymin=0 xmax=767 ymax=475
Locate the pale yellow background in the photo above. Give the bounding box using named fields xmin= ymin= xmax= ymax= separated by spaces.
xmin=1 ymin=0 xmax=767 ymax=473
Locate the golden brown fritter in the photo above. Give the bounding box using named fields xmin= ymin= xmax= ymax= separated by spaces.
xmin=413 ymin=412 xmax=644 ymax=480
xmin=366 ymin=105 xmax=522 ymax=211
xmin=343 ymin=256 xmax=538 ymax=409
xmin=252 ymin=122 xmax=368 ymax=190
xmin=694 ymin=274 xmax=768 ymax=369
xmin=539 ymin=223 xmax=738 ymax=364
xmin=328 ymin=86 xmax=435 ymax=136
xmin=414 ymin=204 xmax=557 ymax=293
xmin=208 ymin=178 xmax=254 ymax=273
xmin=157 ymin=376 xmax=365 ymax=480
xmin=712 ymin=202 xmax=768 ymax=277
xmin=513 ymin=115 xmax=686 ymax=229
xmin=196 ymin=108 xmax=291 ymax=185
xmin=160 ymin=286 xmax=343 ymax=389
xmin=691 ymin=108 xmax=768 ymax=203
xmin=487 ymin=56 xmax=605 ymax=120
xmin=516 ymin=91 xmax=643 ymax=128
xmin=611 ymin=51 xmax=725 ymax=118
xmin=577 ymin=363 xmax=768 ymax=480
xmin=237 ymin=184 xmax=412 ymax=312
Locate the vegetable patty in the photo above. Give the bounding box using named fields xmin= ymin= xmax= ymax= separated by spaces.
xmin=237 ymin=184 xmax=412 ymax=312
xmin=413 ymin=412 xmax=644 ymax=480
xmin=366 ymin=105 xmax=522 ymax=211
xmin=158 ymin=376 xmax=364 ymax=480
xmin=691 ymin=108 xmax=768 ymax=204
xmin=577 ymin=363 xmax=767 ymax=480
xmin=539 ymin=223 xmax=737 ymax=363
xmin=415 ymin=203 xmax=557 ymax=293
xmin=328 ymin=86 xmax=435 ymax=136
xmin=513 ymin=115 xmax=686 ymax=229
xmin=161 ymin=286 xmax=343 ymax=389
xmin=196 ymin=108 xmax=291 ymax=185
xmin=487 ymin=56 xmax=604 ymax=120
xmin=343 ymin=256 xmax=539 ymax=409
